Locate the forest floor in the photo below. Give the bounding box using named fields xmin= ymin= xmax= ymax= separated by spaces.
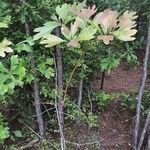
xmin=2 ymin=62 xmax=143 ymax=150
xmin=65 ymin=62 xmax=142 ymax=150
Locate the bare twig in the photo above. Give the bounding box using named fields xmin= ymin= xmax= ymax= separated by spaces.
xmin=63 ymin=55 xmax=82 ymax=102
xmin=29 ymin=107 xmax=55 ymax=118
xmin=133 ymin=23 xmax=150 ymax=149
xmin=17 ymin=138 xmax=39 ymax=150
xmin=19 ymin=121 xmax=59 ymax=150
xmin=20 ymin=0 xmax=44 ymax=137
xmin=137 ymin=111 xmax=150 ymax=150
xmin=78 ymin=79 xmax=83 ymax=108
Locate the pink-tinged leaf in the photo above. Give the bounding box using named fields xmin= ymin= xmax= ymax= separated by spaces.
xmin=67 ymin=39 xmax=80 ymax=48
xmin=61 ymin=19 xmax=80 ymax=39
xmin=75 ymin=5 xmax=97 ymax=20
xmin=94 ymin=9 xmax=119 ymax=33
xmin=61 ymin=25 xmax=70 ymax=39
xmin=97 ymin=35 xmax=114 ymax=45
xmin=118 ymin=11 xmax=138 ymax=29
xmin=113 ymin=28 xmax=137 ymax=41
xmin=69 ymin=1 xmax=86 ymax=16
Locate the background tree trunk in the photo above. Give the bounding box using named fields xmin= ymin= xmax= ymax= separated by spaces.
xmin=133 ymin=23 xmax=150 ymax=150
xmin=20 ymin=0 xmax=44 ymax=137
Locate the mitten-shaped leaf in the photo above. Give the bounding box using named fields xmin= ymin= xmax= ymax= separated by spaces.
xmin=40 ymin=34 xmax=65 ymax=48
xmin=94 ymin=9 xmax=119 ymax=33
xmin=56 ymin=4 xmax=69 ymax=21
xmin=113 ymin=28 xmax=137 ymax=41
xmin=61 ymin=18 xmax=80 ymax=39
xmin=0 ymin=38 xmax=13 ymax=57
xmin=77 ymin=26 xmax=97 ymax=41
xmin=33 ymin=21 xmax=60 ymax=40
xmin=118 ymin=11 xmax=138 ymax=29
xmin=74 ymin=5 xmax=97 ymax=20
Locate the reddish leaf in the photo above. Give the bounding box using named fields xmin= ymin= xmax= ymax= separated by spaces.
xmin=75 ymin=5 xmax=97 ymax=20
xmin=118 ymin=11 xmax=138 ymax=29
xmin=97 ymin=35 xmax=114 ymax=45
xmin=67 ymin=39 xmax=80 ymax=48
xmin=94 ymin=9 xmax=119 ymax=33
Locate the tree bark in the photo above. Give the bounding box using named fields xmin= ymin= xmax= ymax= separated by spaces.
xmin=133 ymin=23 xmax=150 ymax=150
xmin=55 ymin=27 xmax=64 ymax=125
xmin=78 ymin=79 xmax=83 ymax=108
xmin=137 ymin=111 xmax=150 ymax=150
xmin=55 ymin=28 xmax=65 ymax=150
xmin=20 ymin=0 xmax=44 ymax=137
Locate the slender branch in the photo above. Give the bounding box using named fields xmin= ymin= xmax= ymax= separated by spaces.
xmin=20 ymin=0 xmax=44 ymax=137
xmin=63 ymin=55 xmax=82 ymax=102
xmin=17 ymin=139 xmax=39 ymax=150
xmin=78 ymin=79 xmax=83 ymax=108
xmin=29 ymin=107 xmax=55 ymax=118
xmin=137 ymin=111 xmax=150 ymax=150
xmin=133 ymin=23 xmax=150 ymax=149
xmin=19 ymin=121 xmax=59 ymax=150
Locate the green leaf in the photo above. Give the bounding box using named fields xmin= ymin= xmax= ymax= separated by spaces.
xmin=44 ymin=68 xmax=55 ymax=79
xmin=0 ymin=84 xmax=8 ymax=95
xmin=11 ymin=55 xmax=19 ymax=69
xmin=40 ymin=34 xmax=65 ymax=48
xmin=26 ymin=74 xmax=34 ymax=83
xmin=38 ymin=63 xmax=46 ymax=74
xmin=77 ymin=26 xmax=96 ymax=41
xmin=46 ymin=58 xmax=54 ymax=65
xmin=56 ymin=4 xmax=69 ymax=21
xmin=0 ymin=62 xmax=8 ymax=73
xmin=16 ymin=43 xmax=32 ymax=53
xmin=0 ymin=22 xmax=8 ymax=28
xmin=14 ymin=130 xmax=22 ymax=138
xmin=33 ymin=21 xmax=60 ymax=40
xmin=113 ymin=28 xmax=137 ymax=41
xmin=0 ymin=125 xmax=10 ymax=142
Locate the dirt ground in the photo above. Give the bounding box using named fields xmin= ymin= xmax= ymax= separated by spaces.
xmin=66 ymin=62 xmax=142 ymax=150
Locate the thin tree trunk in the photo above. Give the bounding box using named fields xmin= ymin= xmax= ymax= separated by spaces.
xmin=20 ymin=0 xmax=44 ymax=137
xmin=78 ymin=79 xmax=83 ymax=108
xmin=133 ymin=23 xmax=150 ymax=150
xmin=137 ymin=111 xmax=150 ymax=150
xmin=55 ymin=28 xmax=65 ymax=150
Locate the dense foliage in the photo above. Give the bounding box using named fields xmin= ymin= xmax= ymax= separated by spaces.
xmin=0 ymin=0 xmax=149 ymax=149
